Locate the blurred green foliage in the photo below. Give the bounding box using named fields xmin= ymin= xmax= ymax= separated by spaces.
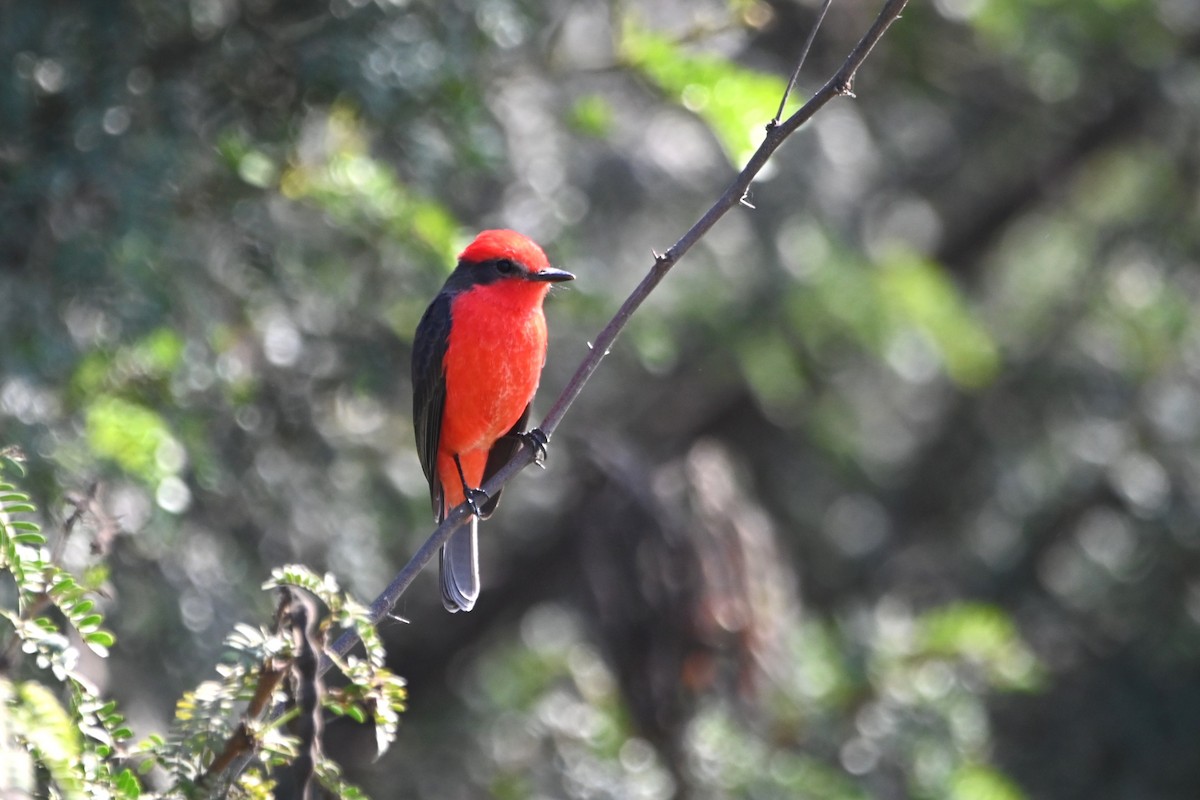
xmin=3 ymin=0 xmax=1200 ymax=797
xmin=622 ymin=19 xmax=786 ymax=165
xmin=85 ymin=396 xmax=178 ymax=484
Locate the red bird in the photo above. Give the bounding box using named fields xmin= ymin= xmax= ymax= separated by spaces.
xmin=412 ymin=230 xmax=574 ymax=612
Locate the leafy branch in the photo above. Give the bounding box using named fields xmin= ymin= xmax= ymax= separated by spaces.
xmin=326 ymin=0 xmax=911 ymax=666
xmin=1 ymin=448 xmax=403 ymax=797
xmin=0 ymin=453 xmax=134 ymax=797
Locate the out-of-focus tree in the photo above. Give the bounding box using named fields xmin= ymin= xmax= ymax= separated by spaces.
xmin=2 ymin=0 xmax=1200 ymax=797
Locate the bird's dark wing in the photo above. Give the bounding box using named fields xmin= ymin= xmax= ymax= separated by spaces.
xmin=412 ymin=292 xmax=452 ymax=520
xmin=478 ymin=402 xmax=531 ymax=519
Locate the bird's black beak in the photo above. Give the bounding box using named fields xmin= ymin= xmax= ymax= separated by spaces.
xmin=530 ymin=267 xmax=575 ymax=283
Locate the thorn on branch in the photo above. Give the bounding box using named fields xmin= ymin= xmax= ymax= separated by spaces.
xmin=740 ymin=191 xmax=756 ymax=209
xmin=519 ymin=428 xmax=550 ymax=467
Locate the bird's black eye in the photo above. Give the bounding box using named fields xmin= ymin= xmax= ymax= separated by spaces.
xmin=495 ymin=259 xmax=517 ymax=275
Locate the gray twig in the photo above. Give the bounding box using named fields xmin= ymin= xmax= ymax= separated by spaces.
xmin=324 ymin=0 xmax=910 ymax=670
xmin=772 ymin=0 xmax=836 ymax=127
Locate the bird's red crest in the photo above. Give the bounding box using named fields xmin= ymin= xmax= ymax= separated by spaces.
xmin=459 ymin=229 xmax=550 ymax=273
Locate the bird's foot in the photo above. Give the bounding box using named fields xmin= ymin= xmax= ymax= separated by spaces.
xmin=519 ymin=428 xmax=550 ymax=465
xmin=462 ymin=487 xmax=490 ymax=517
xmin=453 ymin=453 xmax=490 ymax=516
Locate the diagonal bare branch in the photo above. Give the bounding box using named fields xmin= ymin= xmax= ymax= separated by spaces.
xmin=324 ymin=0 xmax=910 ymax=670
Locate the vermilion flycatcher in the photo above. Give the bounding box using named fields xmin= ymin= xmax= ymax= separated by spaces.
xmin=412 ymin=230 xmax=574 ymax=612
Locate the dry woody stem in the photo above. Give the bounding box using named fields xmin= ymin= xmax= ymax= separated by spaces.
xmin=324 ymin=0 xmax=910 ymax=669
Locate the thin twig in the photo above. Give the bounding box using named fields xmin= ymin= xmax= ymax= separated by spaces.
xmin=197 ymin=590 xmax=298 ymax=789
xmin=323 ymin=0 xmax=909 ymax=670
xmin=772 ymin=0 xmax=835 ymax=127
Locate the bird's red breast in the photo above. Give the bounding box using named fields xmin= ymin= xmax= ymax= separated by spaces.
xmin=437 ymin=281 xmax=550 ymax=509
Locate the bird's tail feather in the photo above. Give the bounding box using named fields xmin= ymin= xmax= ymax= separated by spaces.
xmin=440 ymin=516 xmax=480 ymax=612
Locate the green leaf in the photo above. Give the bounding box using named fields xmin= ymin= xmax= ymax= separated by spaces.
xmin=0 ymin=453 xmax=27 ymax=476
xmin=115 ymin=768 xmax=142 ymax=797
xmin=85 ymin=630 xmax=117 ymax=648
xmin=49 ymin=572 xmax=78 ymax=592
xmin=67 ymin=599 xmax=95 ymax=617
